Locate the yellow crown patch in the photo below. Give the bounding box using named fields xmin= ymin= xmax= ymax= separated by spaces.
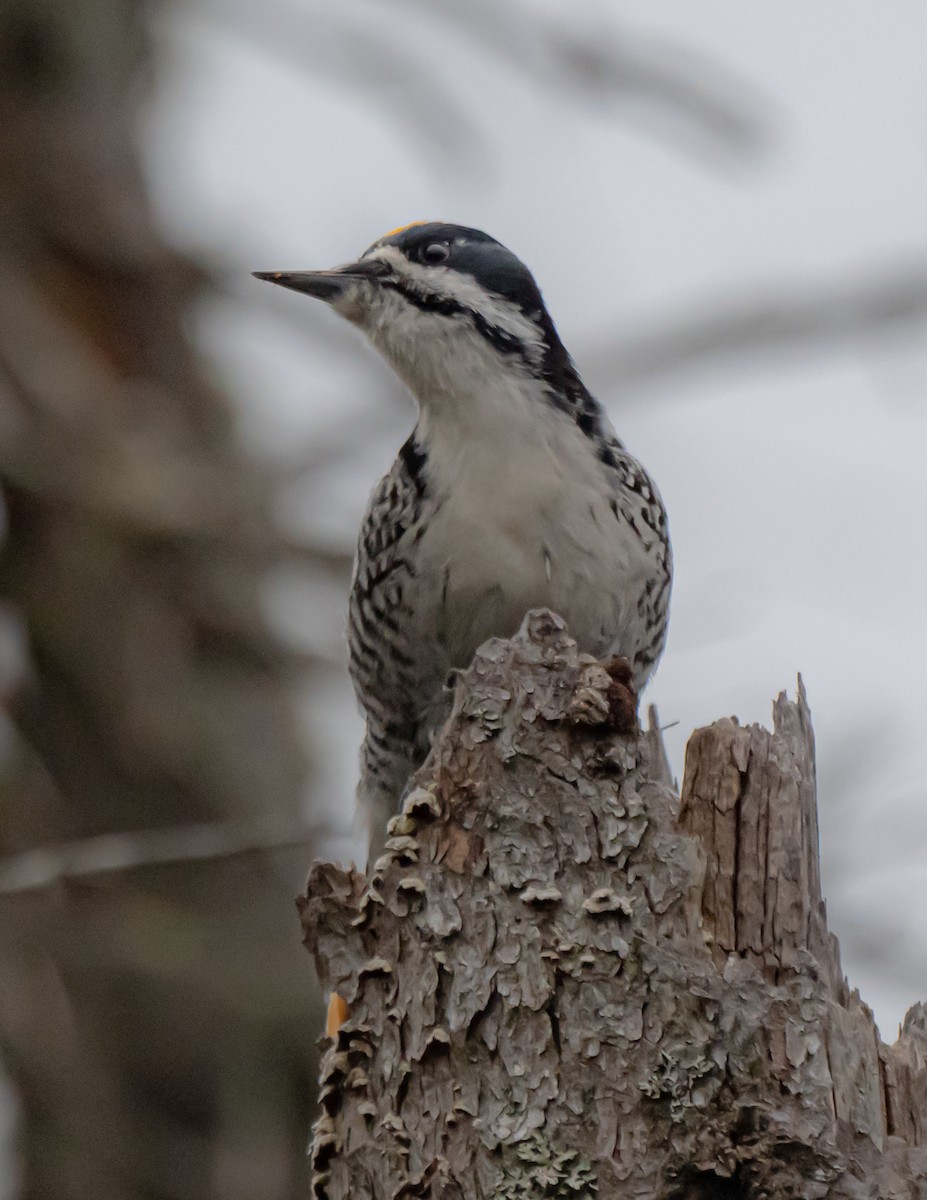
xmin=379 ymin=221 xmax=434 ymax=240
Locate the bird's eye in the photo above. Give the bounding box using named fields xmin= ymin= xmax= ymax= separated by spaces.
xmin=422 ymin=242 xmax=450 ymax=265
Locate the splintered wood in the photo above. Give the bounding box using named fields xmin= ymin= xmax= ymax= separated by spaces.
xmin=300 ymin=610 xmax=927 ymax=1199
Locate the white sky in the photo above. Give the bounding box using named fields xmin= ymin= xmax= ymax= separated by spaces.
xmin=145 ymin=0 xmax=927 ymax=1036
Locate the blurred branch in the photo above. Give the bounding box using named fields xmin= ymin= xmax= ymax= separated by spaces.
xmin=395 ymin=0 xmax=771 ymax=160
xmin=590 ymin=259 xmax=927 ymax=389
xmin=0 ymin=269 xmax=354 ymax=573
xmin=192 ymin=0 xmax=769 ymax=175
xmin=193 ymin=0 xmax=485 ymax=166
xmin=0 ymin=818 xmax=318 ymax=894
xmin=0 ymin=1 xmax=324 ymax=1195
xmin=273 ymin=410 xmax=408 ymax=484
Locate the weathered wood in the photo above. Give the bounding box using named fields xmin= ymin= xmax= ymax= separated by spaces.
xmin=300 ymin=611 xmax=927 ymax=1198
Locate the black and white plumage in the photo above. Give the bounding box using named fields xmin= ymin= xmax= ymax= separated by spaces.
xmin=255 ymin=222 xmax=671 ymax=859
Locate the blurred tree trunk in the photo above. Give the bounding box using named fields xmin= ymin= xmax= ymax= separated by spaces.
xmin=0 ymin=2 xmax=321 ymax=1197
xmin=303 ymin=612 xmax=927 ymax=1199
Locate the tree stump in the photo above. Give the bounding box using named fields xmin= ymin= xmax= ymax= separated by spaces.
xmin=300 ymin=611 xmax=927 ymax=1198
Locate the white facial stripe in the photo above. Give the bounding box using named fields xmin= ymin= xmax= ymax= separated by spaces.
xmin=369 ymin=246 xmax=545 ymax=358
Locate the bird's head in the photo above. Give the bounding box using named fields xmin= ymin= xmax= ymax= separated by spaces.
xmin=254 ymin=223 xmax=574 ymax=407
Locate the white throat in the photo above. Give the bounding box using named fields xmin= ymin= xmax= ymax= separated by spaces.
xmin=416 ymin=368 xmax=600 ymax=522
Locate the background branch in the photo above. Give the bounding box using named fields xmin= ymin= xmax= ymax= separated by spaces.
xmin=0 ymin=2 xmax=323 ymax=1196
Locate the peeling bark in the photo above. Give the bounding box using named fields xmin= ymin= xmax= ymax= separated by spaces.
xmin=300 ymin=611 xmax=927 ymax=1198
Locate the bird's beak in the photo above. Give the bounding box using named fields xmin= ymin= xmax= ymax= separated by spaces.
xmin=252 ymin=258 xmax=389 ymax=303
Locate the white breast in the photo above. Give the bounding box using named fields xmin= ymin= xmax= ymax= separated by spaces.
xmin=411 ymin=377 xmax=654 ymax=675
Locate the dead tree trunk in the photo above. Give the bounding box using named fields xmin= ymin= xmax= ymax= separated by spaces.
xmin=301 ymin=611 xmax=927 ymax=1199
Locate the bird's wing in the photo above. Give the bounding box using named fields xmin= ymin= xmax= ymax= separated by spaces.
xmin=348 ymin=438 xmax=426 ymax=721
xmin=348 ymin=437 xmax=433 ymax=859
xmin=596 ymin=428 xmax=673 ymax=685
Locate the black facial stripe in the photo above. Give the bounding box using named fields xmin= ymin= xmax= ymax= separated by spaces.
xmin=381 ymin=279 xmax=532 ymax=363
xmin=398 ymin=432 xmax=427 ymax=492
xmin=383 ymin=270 xmax=611 ymax=460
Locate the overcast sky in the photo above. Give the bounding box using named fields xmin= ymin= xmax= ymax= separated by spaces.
xmin=145 ymin=0 xmax=927 ymax=1035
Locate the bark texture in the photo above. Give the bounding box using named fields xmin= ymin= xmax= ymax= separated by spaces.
xmin=301 ymin=610 xmax=927 ymax=1199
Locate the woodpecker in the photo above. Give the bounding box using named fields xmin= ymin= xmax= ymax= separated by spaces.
xmin=255 ymin=222 xmax=672 ymax=860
